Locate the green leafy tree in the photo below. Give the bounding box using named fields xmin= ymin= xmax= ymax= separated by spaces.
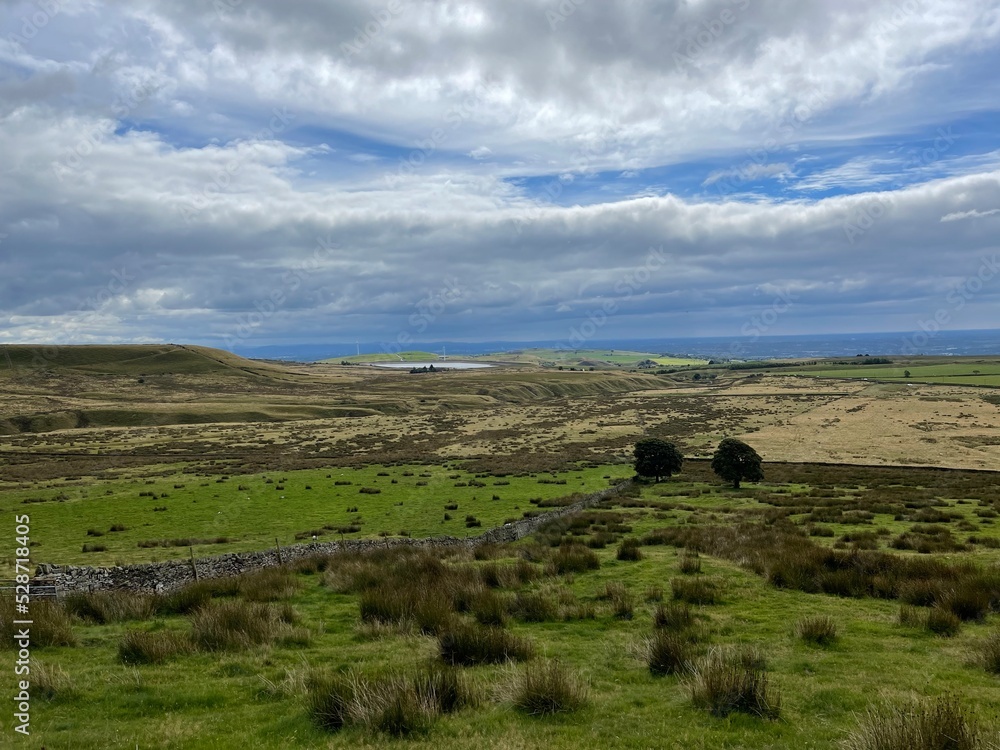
xmin=633 ymin=438 xmax=684 ymax=482
xmin=711 ymin=438 xmax=763 ymax=489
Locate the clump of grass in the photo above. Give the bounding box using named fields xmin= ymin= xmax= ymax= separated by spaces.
xmin=843 ymin=694 xmax=980 ymax=750
xmin=512 ymin=660 xmax=588 ymax=715
xmin=189 ymin=601 xmax=284 ymax=651
xmin=678 ymin=549 xmax=702 ymax=574
xmin=438 ymin=623 xmax=533 ymax=666
xmin=118 ymin=630 xmax=192 ymax=665
xmin=0 ymin=599 xmax=76 ymax=648
xmin=30 ymin=660 xmax=77 ymax=701
xmin=672 ymin=577 xmax=719 ymax=605
xmin=795 ymin=615 xmax=838 ymax=646
xmin=551 ymin=543 xmax=600 ymax=574
xmin=653 ymin=602 xmax=693 ymax=631
xmin=898 ymin=604 xmax=925 ymax=628
xmin=308 ymin=667 xmax=475 ymax=736
xmin=471 ymin=590 xmax=508 ymax=627
xmin=688 ymin=648 xmax=780 ymax=719
xmin=64 ymin=591 xmax=155 ymax=624
xmin=238 ymin=567 xmax=301 ymax=601
xmin=617 ymin=538 xmax=642 ymax=561
xmin=975 ymin=631 xmax=1000 ymax=674
xmin=926 ymin=606 xmax=961 ymax=637
xmin=647 ymin=631 xmax=694 ymax=676
xmin=644 ymin=585 xmax=664 ymax=602
xmin=510 ymin=591 xmax=558 ymax=623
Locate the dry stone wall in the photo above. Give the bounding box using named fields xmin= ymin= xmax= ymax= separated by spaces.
xmin=34 ymin=479 xmax=633 ymax=594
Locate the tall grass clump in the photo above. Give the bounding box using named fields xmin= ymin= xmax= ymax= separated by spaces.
xmin=118 ymin=630 xmax=192 ymax=665
xmin=190 ymin=600 xmax=293 ymax=651
xmin=653 ymin=602 xmax=693 ymax=631
xmin=438 ymin=623 xmax=533 ymax=666
xmin=679 ymin=549 xmax=702 ymax=574
xmin=1 ymin=598 xmax=76 ymax=648
xmin=237 ymin=567 xmax=301 ymax=601
xmin=509 ymin=591 xmax=558 ymax=623
xmin=843 ymin=695 xmax=980 ymax=750
xmin=512 ymin=660 xmax=588 ymax=715
xmin=925 ymin=606 xmax=961 ymax=637
xmin=551 ymin=542 xmax=600 ymax=574
xmin=975 ymin=631 xmax=1000 ymax=674
xmin=795 ymin=615 xmax=838 ymax=646
xmin=647 ymin=631 xmax=694 ymax=676
xmin=30 ymin=660 xmax=77 ymax=701
xmin=688 ymin=648 xmax=780 ymax=719
xmin=671 ymin=577 xmax=719 ymax=605
xmin=617 ymin=538 xmax=643 ymax=561
xmin=65 ymin=591 xmax=155 ymax=623
xmin=307 ymin=667 xmax=475 ymax=736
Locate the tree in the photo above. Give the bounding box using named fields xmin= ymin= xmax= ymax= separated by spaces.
xmin=711 ymin=438 xmax=763 ymax=489
xmin=633 ymin=438 xmax=684 ymax=482
xmin=903 ymin=370 xmax=911 ymax=378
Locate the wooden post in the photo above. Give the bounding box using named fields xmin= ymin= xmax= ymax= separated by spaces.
xmin=275 ymin=538 xmax=283 ymax=565
xmin=189 ymin=547 xmax=199 ymax=581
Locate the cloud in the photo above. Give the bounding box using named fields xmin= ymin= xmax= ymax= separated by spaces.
xmin=940 ymin=207 xmax=1000 ymax=222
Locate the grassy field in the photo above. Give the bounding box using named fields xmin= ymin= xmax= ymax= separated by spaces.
xmin=4 ymin=462 xmax=1000 ymax=748
xmin=472 ymin=348 xmax=707 ymax=368
xmin=327 ymin=351 xmax=443 ymax=364
xmin=0 ymin=463 xmax=633 ymax=571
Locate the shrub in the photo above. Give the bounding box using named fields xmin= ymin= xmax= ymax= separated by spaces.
xmin=512 ymin=660 xmax=587 ymax=715
xmin=653 ymin=602 xmax=693 ymax=631
xmin=925 ymin=606 xmax=961 ymax=637
xmin=118 ymin=630 xmax=192 ymax=665
xmin=843 ymin=695 xmax=980 ymax=750
xmin=672 ymin=577 xmax=719 ymax=605
xmin=647 ymin=631 xmax=694 ymax=676
xmin=688 ymin=647 xmax=780 ymax=719
xmin=795 ymin=615 xmax=838 ymax=646
xmin=617 ymin=538 xmax=643 ymax=561
xmin=438 ymin=623 xmax=533 ymax=666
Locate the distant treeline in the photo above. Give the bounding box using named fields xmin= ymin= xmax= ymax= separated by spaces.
xmin=727 ymin=356 xmax=892 ymax=370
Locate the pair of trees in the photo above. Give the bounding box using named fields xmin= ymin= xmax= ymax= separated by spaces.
xmin=633 ymin=437 xmax=763 ymax=489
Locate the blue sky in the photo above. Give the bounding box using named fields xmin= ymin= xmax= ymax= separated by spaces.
xmin=1 ymin=0 xmax=999 ymax=351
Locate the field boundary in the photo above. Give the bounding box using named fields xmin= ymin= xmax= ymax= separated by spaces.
xmin=32 ymin=479 xmax=634 ymax=594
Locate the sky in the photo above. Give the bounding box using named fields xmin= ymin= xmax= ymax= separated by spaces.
xmin=1 ymin=0 xmax=999 ymax=353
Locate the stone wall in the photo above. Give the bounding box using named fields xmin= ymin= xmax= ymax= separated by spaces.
xmin=34 ymin=479 xmax=633 ymax=594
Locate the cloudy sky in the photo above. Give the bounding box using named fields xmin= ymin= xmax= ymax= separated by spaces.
xmin=2 ymin=0 xmax=1000 ymax=352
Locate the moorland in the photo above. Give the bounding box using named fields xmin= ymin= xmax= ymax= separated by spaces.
xmin=2 ymin=344 xmax=1000 ymax=749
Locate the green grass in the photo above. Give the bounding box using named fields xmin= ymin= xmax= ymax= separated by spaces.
xmin=328 ymin=350 xmax=442 ymax=363
xmin=1 ymin=463 xmax=633 ymax=569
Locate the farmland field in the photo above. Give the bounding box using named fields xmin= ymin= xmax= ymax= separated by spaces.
xmin=2 ymin=345 xmax=1000 ymax=748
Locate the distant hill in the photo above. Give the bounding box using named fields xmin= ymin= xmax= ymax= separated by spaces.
xmin=0 ymin=344 xmax=283 ymax=378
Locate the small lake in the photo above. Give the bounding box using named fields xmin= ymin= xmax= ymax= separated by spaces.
xmin=372 ymin=361 xmax=493 ymax=370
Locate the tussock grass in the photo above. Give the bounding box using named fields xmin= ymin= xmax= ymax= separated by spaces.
xmin=678 ymin=549 xmax=702 ymax=574
xmin=653 ymin=602 xmax=693 ymax=631
xmin=974 ymin=631 xmax=1000 ymax=674
xmin=616 ymin=538 xmax=642 ymax=561
xmin=647 ymin=631 xmax=694 ymax=676
xmin=189 ymin=600 xmax=301 ymax=651
xmin=671 ymin=577 xmax=720 ymax=605
xmin=688 ymin=647 xmax=780 ymax=719
xmin=438 ymin=623 xmax=533 ymax=666
xmin=0 ymin=598 xmax=76 ymax=648
xmin=64 ymin=590 xmax=155 ymax=623
xmin=843 ymin=695 xmax=980 ymax=750
xmin=511 ymin=660 xmax=588 ymax=715
xmin=926 ymin=606 xmax=961 ymax=637
xmin=795 ymin=615 xmax=838 ymax=646
xmin=551 ymin=542 xmax=600 ymax=574
xmin=30 ymin=660 xmax=77 ymax=701
xmin=118 ymin=629 xmax=192 ymax=665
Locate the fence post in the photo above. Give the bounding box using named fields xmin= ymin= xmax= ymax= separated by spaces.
xmin=275 ymin=538 xmax=283 ymax=565
xmin=189 ymin=547 xmax=199 ymax=581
